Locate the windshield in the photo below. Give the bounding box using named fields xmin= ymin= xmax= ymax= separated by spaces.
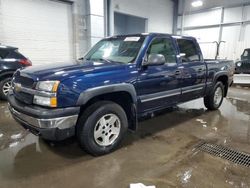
xmin=84 ymin=36 xmax=145 ymax=64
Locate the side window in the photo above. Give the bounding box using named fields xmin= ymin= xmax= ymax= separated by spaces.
xmin=177 ymin=39 xmax=200 ymax=62
xmin=147 ymin=38 xmax=177 ymax=64
xmin=0 ymin=49 xmax=9 ymax=59
xmin=243 ymin=50 xmax=249 ymax=57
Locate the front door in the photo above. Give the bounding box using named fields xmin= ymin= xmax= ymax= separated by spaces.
xmin=136 ymin=37 xmax=182 ymax=113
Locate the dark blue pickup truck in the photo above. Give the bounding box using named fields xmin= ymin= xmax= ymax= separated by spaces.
xmin=8 ymin=33 xmax=234 ymax=156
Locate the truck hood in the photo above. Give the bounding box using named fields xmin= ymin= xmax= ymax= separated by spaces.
xmin=20 ymin=60 xmax=129 ymax=81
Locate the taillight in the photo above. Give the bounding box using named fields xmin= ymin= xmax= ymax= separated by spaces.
xmin=19 ymin=59 xmax=32 ymax=66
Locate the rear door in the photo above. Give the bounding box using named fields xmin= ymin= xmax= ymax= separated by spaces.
xmin=176 ymin=38 xmax=206 ymax=102
xmin=136 ymin=36 xmax=182 ymax=113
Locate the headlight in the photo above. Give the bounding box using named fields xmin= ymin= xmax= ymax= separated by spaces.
xmin=237 ymin=62 xmax=242 ymax=67
xmin=33 ymin=81 xmax=60 ymax=107
xmin=36 ymin=81 xmax=60 ymax=92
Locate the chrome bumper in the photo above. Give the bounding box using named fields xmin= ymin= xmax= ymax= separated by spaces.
xmin=9 ymin=105 xmax=78 ymax=130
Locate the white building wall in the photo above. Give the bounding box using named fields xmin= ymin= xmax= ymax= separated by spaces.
xmin=185 ymin=28 xmax=220 ymax=59
xmin=0 ymin=0 xmax=74 ymax=65
xmin=178 ymin=5 xmax=250 ymax=61
xmin=224 ymin=7 xmax=242 ymax=23
xmin=182 ymin=9 xmax=221 ymax=27
xmin=89 ymin=0 xmax=105 ymax=46
xmin=219 ymin=26 xmax=241 ymax=61
xmin=110 ymin=0 xmax=174 ymax=35
xmin=67 ymin=0 xmax=90 ymax=59
xmin=0 ymin=0 xmax=173 ymax=60
xmin=71 ymin=0 xmax=105 ymax=56
xmin=246 ymin=6 xmax=250 ymax=20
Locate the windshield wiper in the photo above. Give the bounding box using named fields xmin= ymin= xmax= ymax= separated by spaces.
xmin=82 ymin=58 xmax=117 ymax=64
xmin=96 ymin=58 xmax=113 ymax=63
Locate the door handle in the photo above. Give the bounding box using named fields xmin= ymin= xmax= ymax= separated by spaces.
xmin=175 ymin=70 xmax=181 ymax=75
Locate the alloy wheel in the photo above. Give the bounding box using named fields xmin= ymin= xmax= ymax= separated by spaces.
xmin=94 ymin=114 xmax=121 ymax=146
xmin=214 ymin=86 xmax=223 ymax=106
xmin=2 ymin=80 xmax=12 ymax=96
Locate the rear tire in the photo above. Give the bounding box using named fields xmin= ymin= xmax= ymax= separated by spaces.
xmin=76 ymin=101 xmax=128 ymax=156
xmin=0 ymin=77 xmax=12 ymax=100
xmin=204 ymin=81 xmax=224 ymax=110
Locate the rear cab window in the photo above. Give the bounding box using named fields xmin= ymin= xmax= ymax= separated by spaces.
xmin=177 ymin=39 xmax=201 ymax=62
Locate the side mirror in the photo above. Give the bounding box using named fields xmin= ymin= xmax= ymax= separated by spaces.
xmin=179 ymin=53 xmax=186 ymax=58
xmin=143 ymin=54 xmax=165 ymax=66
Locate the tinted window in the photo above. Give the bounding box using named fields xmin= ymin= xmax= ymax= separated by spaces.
xmin=9 ymin=49 xmax=26 ymax=59
xmin=0 ymin=49 xmax=9 ymax=59
xmin=177 ymin=39 xmax=200 ymax=62
xmin=147 ymin=38 xmax=176 ymax=64
xmin=243 ymin=50 xmax=249 ymax=57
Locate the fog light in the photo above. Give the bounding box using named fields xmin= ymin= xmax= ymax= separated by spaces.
xmin=33 ymin=95 xmax=57 ymax=107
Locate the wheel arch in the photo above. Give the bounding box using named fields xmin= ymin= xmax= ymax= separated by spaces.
xmin=0 ymin=70 xmax=15 ymax=81
xmin=76 ymin=84 xmax=138 ymax=131
xmin=212 ymin=72 xmax=229 ymax=97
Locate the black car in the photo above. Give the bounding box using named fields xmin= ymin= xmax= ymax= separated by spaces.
xmin=235 ymin=48 xmax=250 ymax=74
xmin=0 ymin=45 xmax=32 ymax=100
xmin=241 ymin=48 xmax=250 ymax=61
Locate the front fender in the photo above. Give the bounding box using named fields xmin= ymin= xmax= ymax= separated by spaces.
xmin=76 ymin=83 xmax=137 ymax=105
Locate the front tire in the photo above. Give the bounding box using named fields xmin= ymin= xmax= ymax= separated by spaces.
xmin=204 ymin=81 xmax=224 ymax=110
xmin=0 ymin=77 xmax=12 ymax=100
xmin=76 ymin=101 xmax=128 ymax=156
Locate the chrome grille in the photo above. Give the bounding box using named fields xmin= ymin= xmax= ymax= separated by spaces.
xmin=13 ymin=90 xmax=33 ymax=104
xmin=197 ymin=142 xmax=250 ymax=167
xmin=12 ymin=72 xmax=35 ymax=104
xmin=14 ymin=74 xmax=35 ymax=88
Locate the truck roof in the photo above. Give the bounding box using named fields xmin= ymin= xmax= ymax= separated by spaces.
xmin=110 ymin=33 xmax=196 ymax=40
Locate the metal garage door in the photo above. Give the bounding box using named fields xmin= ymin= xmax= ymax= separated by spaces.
xmin=0 ymin=0 xmax=73 ymax=66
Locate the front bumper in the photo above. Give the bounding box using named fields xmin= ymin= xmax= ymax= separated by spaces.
xmin=8 ymin=93 xmax=80 ymax=141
